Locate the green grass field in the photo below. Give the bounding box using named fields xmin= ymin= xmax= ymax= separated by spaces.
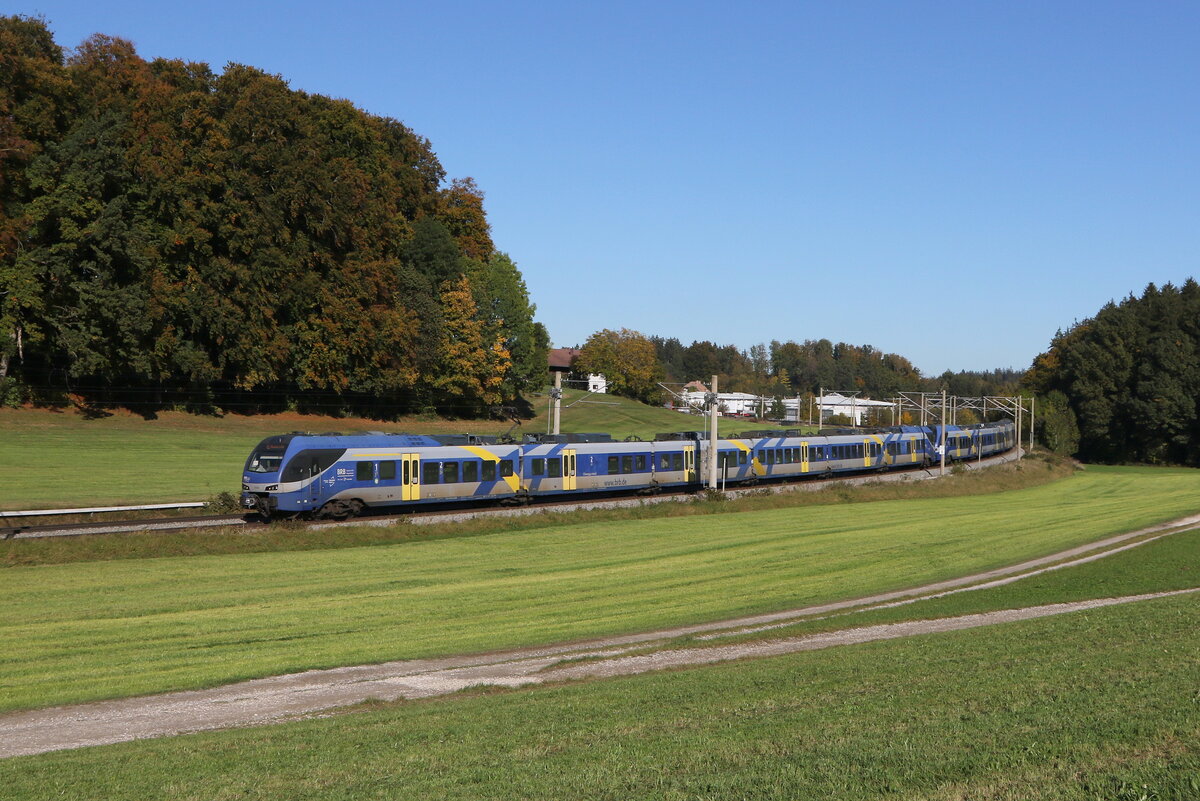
xmin=4 ymin=517 xmax=1197 ymax=799
xmin=1 ymin=465 xmax=1197 ymax=715
xmin=0 ymin=392 xmax=799 ymax=510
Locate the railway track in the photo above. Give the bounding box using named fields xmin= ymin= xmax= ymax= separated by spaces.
xmin=3 ymin=450 xmax=1022 ymax=541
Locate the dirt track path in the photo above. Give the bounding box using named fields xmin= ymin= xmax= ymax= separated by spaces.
xmin=2 ymin=513 xmax=1197 ymax=760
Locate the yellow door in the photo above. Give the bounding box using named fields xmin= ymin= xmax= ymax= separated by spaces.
xmin=801 ymin=441 xmax=809 ymax=473
xmin=863 ymin=438 xmax=871 ymax=468
xmin=563 ymin=449 xmax=577 ymax=491
xmin=402 ymin=454 xmax=420 ymax=501
xmin=684 ymin=446 xmax=696 ymax=483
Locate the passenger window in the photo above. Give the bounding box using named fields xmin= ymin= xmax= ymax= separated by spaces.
xmin=482 ymin=461 xmax=496 ymax=482
xmin=739 ymin=451 xmax=747 ymax=465
xmin=356 ymin=462 xmax=373 ymax=481
xmin=464 ymin=461 xmax=479 ymax=483
xmin=380 ymin=461 xmax=396 ymax=480
xmin=672 ymin=453 xmax=684 ymax=471
xmin=621 ymin=455 xmax=633 ymax=473
xmin=635 ymin=455 xmax=646 ymax=472
xmin=659 ymin=454 xmax=671 ymax=470
xmin=608 ymin=456 xmax=619 ymax=474
xmin=500 ymin=460 xmax=514 ymax=477
xmin=531 ymin=458 xmax=545 ymax=476
xmin=548 ymin=458 xmax=562 ymax=478
xmin=423 ymin=463 xmax=440 ymax=485
xmin=444 ymin=462 xmax=459 ymax=484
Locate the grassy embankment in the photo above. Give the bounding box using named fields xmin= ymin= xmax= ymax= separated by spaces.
xmin=0 ymin=390 xmax=795 ymax=510
xmin=1 ymin=464 xmax=1197 ymax=715
xmin=4 ymin=510 xmax=1198 ymax=799
xmin=3 ymin=450 xmax=1070 ymax=567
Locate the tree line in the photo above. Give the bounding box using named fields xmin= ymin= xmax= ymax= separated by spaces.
xmin=0 ymin=16 xmax=547 ymax=417
xmin=573 ymin=328 xmax=1020 ymax=410
xmin=1025 ymin=280 xmax=1200 ymax=465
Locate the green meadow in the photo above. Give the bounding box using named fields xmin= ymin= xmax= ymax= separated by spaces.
xmin=1 ymin=464 xmax=1197 ymax=714
xmin=3 ymin=513 xmax=1197 ymax=800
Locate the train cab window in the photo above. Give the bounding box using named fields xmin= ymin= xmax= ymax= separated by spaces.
xmin=608 ymin=456 xmax=619 ymax=474
xmin=621 ymin=455 xmax=633 ymax=473
xmin=636 ymin=455 xmax=646 ymax=472
xmin=482 ymin=461 xmax=496 ymax=482
xmin=531 ymin=458 xmax=545 ymax=476
xmin=444 ymin=462 xmax=460 ymax=484
xmin=356 ymin=462 xmax=373 ymax=481
xmin=548 ymin=458 xmax=562 ymax=478
xmin=464 ymin=461 xmax=479 ymax=483
xmin=380 ymin=461 xmax=396 ymax=481
xmin=423 ymin=463 xmax=440 ymax=485
xmin=672 ymin=453 xmax=684 ymax=471
xmin=500 ymin=460 xmax=514 ymax=477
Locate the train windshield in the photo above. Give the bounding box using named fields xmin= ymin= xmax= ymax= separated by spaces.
xmin=245 ymin=435 xmax=295 ymax=474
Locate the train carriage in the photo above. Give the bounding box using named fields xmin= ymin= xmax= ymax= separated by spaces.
xmin=241 ymin=419 xmax=1017 ymax=520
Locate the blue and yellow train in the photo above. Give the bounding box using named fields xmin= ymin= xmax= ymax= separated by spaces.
xmin=241 ymin=419 xmax=1017 ymax=520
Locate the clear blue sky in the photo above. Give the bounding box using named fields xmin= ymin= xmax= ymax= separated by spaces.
xmin=19 ymin=0 xmax=1200 ymax=376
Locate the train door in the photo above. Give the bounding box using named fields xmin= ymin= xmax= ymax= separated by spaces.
xmin=862 ymin=439 xmax=871 ymax=468
xmin=801 ymin=441 xmax=809 ymax=473
xmin=684 ymin=445 xmax=696 ymax=483
xmin=401 ymin=454 xmax=420 ymax=501
xmin=563 ymin=449 xmax=577 ymax=491
xmin=307 ymin=456 xmax=323 ymax=506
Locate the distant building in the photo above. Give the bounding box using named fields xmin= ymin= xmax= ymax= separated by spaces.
xmin=678 ymin=391 xmax=767 ymax=417
xmin=674 ymin=390 xmax=895 ymax=425
xmin=807 ymin=393 xmax=894 ymax=426
xmin=547 ymin=347 xmax=605 ymax=393
xmin=547 ymin=348 xmax=580 ymax=373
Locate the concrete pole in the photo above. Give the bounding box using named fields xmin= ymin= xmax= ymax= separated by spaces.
xmin=1030 ymin=395 xmax=1036 ymax=450
xmin=708 ymin=375 xmax=719 ymax=490
xmin=940 ymin=387 xmax=947 ymax=477
xmin=552 ymin=370 xmax=562 ymax=436
xmin=819 ymin=387 xmax=824 ymax=430
xmin=1016 ymin=397 xmax=1023 ymax=457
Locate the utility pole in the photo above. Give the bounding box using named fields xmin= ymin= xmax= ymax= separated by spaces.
xmin=940 ymin=387 xmax=947 ymax=477
xmin=708 ymin=375 xmax=719 ymax=490
xmin=550 ymin=370 xmax=563 ymax=435
xmin=1030 ymin=395 xmax=1036 ymax=450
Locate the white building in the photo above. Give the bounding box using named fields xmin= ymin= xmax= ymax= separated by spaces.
xmin=676 ymin=390 xmax=895 ymax=426
xmin=807 ymin=393 xmax=894 ymax=426
xmin=587 ymin=374 xmax=607 ymax=393
xmin=677 ymin=391 xmax=771 ymax=417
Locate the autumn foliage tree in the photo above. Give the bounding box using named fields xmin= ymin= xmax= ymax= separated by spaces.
xmin=0 ymin=16 xmax=543 ymax=417
xmin=575 ymin=328 xmax=663 ymax=404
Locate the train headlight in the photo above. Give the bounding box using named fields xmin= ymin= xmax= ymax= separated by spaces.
xmin=242 ymin=483 xmax=249 ymax=491
xmin=266 ymin=484 xmax=278 ymax=491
